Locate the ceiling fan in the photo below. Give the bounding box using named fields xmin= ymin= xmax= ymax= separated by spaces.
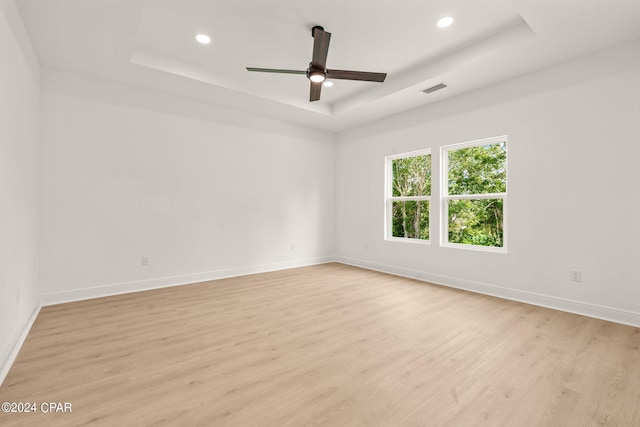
xmin=246 ymin=26 xmax=387 ymax=102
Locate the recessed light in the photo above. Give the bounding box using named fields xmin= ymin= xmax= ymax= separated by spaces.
xmin=323 ymin=81 xmax=334 ymax=87
xmin=195 ymin=34 xmax=211 ymax=44
xmin=437 ymin=16 xmax=454 ymax=28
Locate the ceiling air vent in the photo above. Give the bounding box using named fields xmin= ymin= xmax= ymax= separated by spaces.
xmin=423 ymin=83 xmax=447 ymax=94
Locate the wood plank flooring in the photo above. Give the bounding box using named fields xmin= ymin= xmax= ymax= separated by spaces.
xmin=1 ymin=263 xmax=639 ymax=426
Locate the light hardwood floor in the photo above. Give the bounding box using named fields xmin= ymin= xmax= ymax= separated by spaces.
xmin=1 ymin=263 xmax=639 ymax=426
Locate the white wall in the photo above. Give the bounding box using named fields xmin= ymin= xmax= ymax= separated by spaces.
xmin=40 ymin=78 xmax=335 ymax=303
xmin=0 ymin=0 xmax=41 ymax=381
xmin=336 ymin=41 xmax=640 ymax=325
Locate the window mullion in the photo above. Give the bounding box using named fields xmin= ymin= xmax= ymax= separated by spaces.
xmin=390 ymin=196 xmax=430 ymax=202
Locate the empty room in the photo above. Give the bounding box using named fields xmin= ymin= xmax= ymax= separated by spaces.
xmin=2 ymin=0 xmax=640 ymax=425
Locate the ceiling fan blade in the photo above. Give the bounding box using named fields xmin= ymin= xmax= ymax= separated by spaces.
xmin=310 ymin=82 xmax=322 ymax=102
xmin=311 ymin=28 xmax=331 ymax=70
xmin=327 ymin=69 xmax=387 ymax=82
xmin=246 ymin=67 xmax=306 ymax=75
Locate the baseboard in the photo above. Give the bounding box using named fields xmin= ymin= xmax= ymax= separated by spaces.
xmin=336 ymin=256 xmax=640 ymax=328
xmin=41 ymin=256 xmax=336 ymax=306
xmin=0 ymin=304 xmax=41 ymax=387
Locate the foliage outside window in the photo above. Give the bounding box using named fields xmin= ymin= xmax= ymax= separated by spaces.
xmin=386 ymin=150 xmax=431 ymax=242
xmin=442 ymin=137 xmax=507 ymax=251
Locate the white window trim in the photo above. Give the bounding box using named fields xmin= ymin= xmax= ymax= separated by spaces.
xmin=384 ymin=149 xmax=431 ymax=244
xmin=440 ymin=136 xmax=508 ymax=253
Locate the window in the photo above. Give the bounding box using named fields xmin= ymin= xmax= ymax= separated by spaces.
xmin=441 ymin=137 xmax=507 ymax=252
xmin=385 ymin=150 xmax=431 ymax=242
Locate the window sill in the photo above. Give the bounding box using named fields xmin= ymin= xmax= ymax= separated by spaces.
xmin=441 ymin=242 xmax=507 ymax=254
xmin=385 ymin=237 xmax=431 ymax=245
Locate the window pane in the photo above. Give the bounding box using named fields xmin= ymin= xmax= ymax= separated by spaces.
xmin=448 ymin=199 xmax=503 ymax=247
xmin=392 ymin=201 xmax=429 ymax=240
xmin=448 ymin=142 xmax=506 ymax=195
xmin=392 ymin=155 xmax=431 ymax=197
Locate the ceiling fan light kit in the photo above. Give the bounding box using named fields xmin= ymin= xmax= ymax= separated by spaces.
xmin=308 ymin=69 xmax=326 ymax=83
xmin=247 ymin=25 xmax=387 ymax=102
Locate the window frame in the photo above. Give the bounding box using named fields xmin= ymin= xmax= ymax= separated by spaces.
xmin=384 ymin=149 xmax=432 ymax=244
xmin=440 ymin=136 xmax=508 ymax=253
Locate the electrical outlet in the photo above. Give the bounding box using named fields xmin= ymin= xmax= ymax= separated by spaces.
xmin=290 ymin=243 xmax=295 ymax=251
xmin=16 ymin=288 xmax=21 ymax=303
xmin=570 ymin=270 xmax=582 ymax=283
xmin=142 ymin=256 xmax=149 ymax=266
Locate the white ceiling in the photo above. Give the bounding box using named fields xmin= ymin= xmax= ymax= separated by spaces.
xmin=16 ymin=0 xmax=640 ymax=132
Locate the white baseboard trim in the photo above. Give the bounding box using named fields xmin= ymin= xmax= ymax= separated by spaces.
xmin=0 ymin=304 xmax=41 ymax=387
xmin=336 ymin=256 xmax=640 ymax=328
xmin=41 ymin=256 xmax=336 ymax=306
